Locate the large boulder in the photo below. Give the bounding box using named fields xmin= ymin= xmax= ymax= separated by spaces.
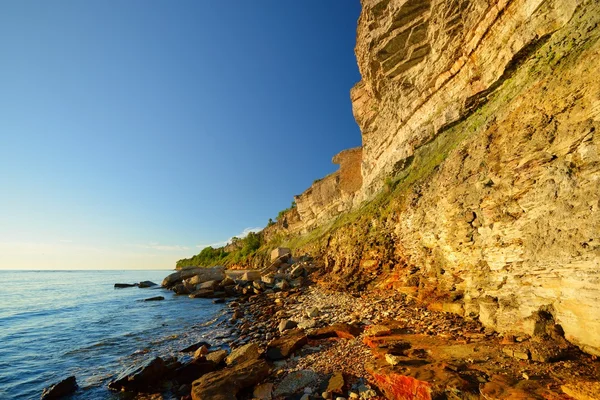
xmin=241 ymin=271 xmax=261 ymax=281
xmin=41 ymin=376 xmax=77 ymax=400
xmin=226 ymin=342 xmax=260 ymax=366
xmin=162 ymin=266 xmax=225 ymax=288
xmin=191 ymin=358 xmax=270 ymax=400
xmin=270 ymin=248 xmax=291 ymax=262
xmin=108 ymin=357 xmax=173 ymax=392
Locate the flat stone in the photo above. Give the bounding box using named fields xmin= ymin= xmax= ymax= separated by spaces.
xmin=266 ymin=329 xmax=308 ymax=360
xmin=138 ymin=281 xmax=157 ymax=288
xmin=226 ymin=342 xmax=260 ymax=366
xmin=205 ymin=349 xmax=228 ymax=365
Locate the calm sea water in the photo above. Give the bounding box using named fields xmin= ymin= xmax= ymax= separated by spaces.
xmin=0 ymin=270 xmax=232 ymax=399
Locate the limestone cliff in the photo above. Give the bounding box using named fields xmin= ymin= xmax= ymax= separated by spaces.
xmin=269 ymin=0 xmax=600 ymax=356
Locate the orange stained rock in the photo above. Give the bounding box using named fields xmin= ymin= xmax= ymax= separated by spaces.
xmin=370 ymin=371 xmax=432 ymax=400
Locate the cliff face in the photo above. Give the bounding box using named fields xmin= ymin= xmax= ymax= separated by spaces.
xmin=273 ymin=0 xmax=600 ymax=356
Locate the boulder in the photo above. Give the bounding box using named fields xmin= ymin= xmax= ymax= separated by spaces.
xmin=173 ymin=284 xmax=191 ymax=295
xmin=143 ymin=296 xmax=164 ymax=302
xmin=278 ymin=319 xmax=297 ymax=333
xmin=191 ymin=358 xmax=270 ymax=400
xmin=196 ymin=280 xmax=220 ymax=290
xmin=162 ymin=266 xmax=225 ymax=288
xmin=189 ymin=289 xmax=214 ymax=299
xmin=226 ymin=342 xmax=260 ymax=366
xmin=270 ymin=248 xmax=291 ymax=262
xmin=138 ymin=281 xmax=157 ymax=288
xmin=187 ymin=266 xmax=226 ymax=286
xmin=274 ymin=280 xmax=290 ymax=291
xmin=266 ymin=329 xmax=308 ymax=360
xmin=220 ymin=277 xmax=235 ymax=287
xmin=241 ymin=271 xmax=261 ymax=281
xmin=115 ymin=283 xmax=137 ymax=288
xmin=193 ymin=345 xmax=209 ymax=359
xmin=206 ymin=349 xmax=228 ymax=365
xmin=41 ymin=376 xmax=77 ymax=400
xmin=174 ymin=359 xmax=217 ymax=384
xmin=108 ymin=357 xmax=170 ymax=392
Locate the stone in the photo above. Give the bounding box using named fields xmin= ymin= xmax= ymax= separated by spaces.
xmin=278 ymin=319 xmax=298 ymax=333
xmin=191 ymin=358 xmax=270 ymax=400
xmin=290 ymin=265 xmax=305 ymax=278
xmin=41 ymin=376 xmax=77 ymax=400
xmin=385 ymin=353 xmax=403 ymax=366
xmin=273 ymin=370 xmax=320 ymax=397
xmin=108 ymin=357 xmax=170 ymax=392
xmin=226 ymin=342 xmax=260 ymax=366
xmin=561 ymin=381 xmax=600 ymax=400
xmin=197 ymin=280 xmax=220 ymax=290
xmin=115 ymin=283 xmax=137 ymax=288
xmin=365 ymin=325 xmax=392 ymax=337
xmin=297 ymin=318 xmax=317 ymax=330
xmin=143 ymin=296 xmax=164 ymax=302
xmin=173 ymin=283 xmax=190 ymax=295
xmin=162 ymin=266 xmax=225 ymax=288
xmin=138 ymin=281 xmax=157 ymax=288
xmin=193 ymin=345 xmax=209 ymax=359
xmin=261 ymin=274 xmax=275 ymax=285
xmin=205 ymin=349 xmax=228 ymax=365
xmin=274 ymin=280 xmax=290 ymax=291
xmin=220 ymin=277 xmax=235 ymax=287
xmin=189 ymin=289 xmax=214 ymax=299
xmin=266 ymin=329 xmax=308 ymax=360
xmin=271 ymin=248 xmax=291 ymax=262
xmin=308 ymin=323 xmax=362 ymax=339
xmin=306 ymin=307 xmax=320 ymax=318
xmin=253 ymin=382 xmax=274 ymax=400
xmin=241 ymin=270 xmax=261 ymax=281
xmin=327 ymin=372 xmax=345 ymax=394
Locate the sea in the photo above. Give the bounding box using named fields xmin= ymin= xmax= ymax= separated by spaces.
xmin=0 ymin=270 xmax=233 ymax=399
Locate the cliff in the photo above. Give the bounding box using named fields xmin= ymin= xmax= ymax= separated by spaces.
xmin=265 ymin=0 xmax=600 ymax=356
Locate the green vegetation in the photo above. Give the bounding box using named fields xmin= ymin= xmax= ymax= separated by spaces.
xmin=276 ymin=200 xmax=296 ymax=222
xmin=176 ymin=231 xmax=264 ymax=269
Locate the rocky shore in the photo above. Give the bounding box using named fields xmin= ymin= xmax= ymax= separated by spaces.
xmin=42 ymin=249 xmax=599 ymax=400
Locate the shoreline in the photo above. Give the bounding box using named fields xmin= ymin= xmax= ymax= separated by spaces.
xmin=48 ymin=251 xmax=597 ymax=400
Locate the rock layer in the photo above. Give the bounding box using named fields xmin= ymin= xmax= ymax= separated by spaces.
xmin=271 ymin=0 xmax=600 ymax=356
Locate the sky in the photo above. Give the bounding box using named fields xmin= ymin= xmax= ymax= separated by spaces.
xmin=0 ymin=1 xmax=363 ymax=270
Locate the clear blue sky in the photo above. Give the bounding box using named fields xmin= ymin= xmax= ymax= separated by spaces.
xmin=0 ymin=1 xmax=363 ymax=269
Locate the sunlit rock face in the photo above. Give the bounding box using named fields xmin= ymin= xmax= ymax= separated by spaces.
xmin=353 ymin=0 xmax=581 ymax=200
xmin=267 ymin=0 xmax=600 ymax=355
